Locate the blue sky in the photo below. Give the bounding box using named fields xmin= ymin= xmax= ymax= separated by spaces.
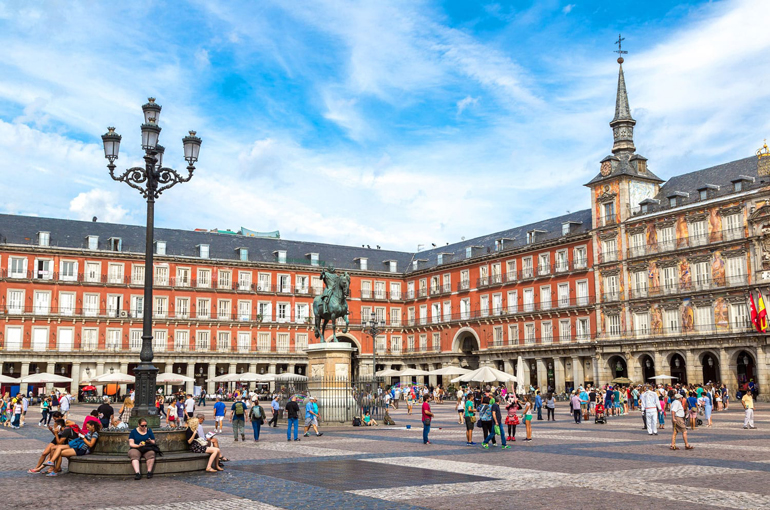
xmin=0 ymin=0 xmax=768 ymax=251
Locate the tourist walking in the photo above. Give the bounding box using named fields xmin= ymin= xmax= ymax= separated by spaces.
xmin=479 ymin=397 xmax=495 ymax=446
xmin=687 ymin=392 xmax=698 ymax=430
xmin=229 ymin=396 xmax=247 ymax=441
xmin=184 ymin=393 xmax=196 ymax=421
xmin=464 ymin=394 xmax=476 ymax=446
xmin=59 ymin=392 xmax=70 ymax=419
xmin=669 ymin=394 xmax=693 ymax=450
xmin=535 ymin=391 xmax=543 ymax=420
xmin=482 ymin=396 xmax=508 ymax=449
xmin=285 ymin=395 xmax=300 ymax=441
xmin=641 ymin=385 xmax=660 ymax=435
xmin=198 ymin=388 xmax=207 ymax=407
xmin=571 ymin=392 xmax=581 ymax=424
xmin=268 ymin=395 xmax=280 ymax=427
xmin=521 ymin=395 xmax=533 ymax=441
xmin=742 ymin=390 xmax=756 ymax=429
xmin=249 ymin=397 xmax=266 ymax=441
xmin=702 ymin=390 xmax=713 ymax=428
xmin=303 ymin=396 xmax=323 ymax=437
xmin=505 ymin=401 xmax=519 ymax=441
xmin=546 ymin=393 xmax=555 ymax=421
xmin=38 ymin=397 xmax=50 ymax=427
xmin=213 ymin=396 xmax=226 ymax=432
xmin=456 ymin=397 xmax=464 ymax=424
xmin=97 ymin=396 xmax=114 ymax=429
xmin=422 ymin=395 xmax=433 ymax=444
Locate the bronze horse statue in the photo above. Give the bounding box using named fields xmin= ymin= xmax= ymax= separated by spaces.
xmin=313 ymin=267 xmax=350 ymax=342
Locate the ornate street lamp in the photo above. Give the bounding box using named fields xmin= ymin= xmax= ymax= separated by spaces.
xmin=365 ymin=311 xmax=384 ymax=381
xmin=102 ymin=98 xmax=201 ymax=425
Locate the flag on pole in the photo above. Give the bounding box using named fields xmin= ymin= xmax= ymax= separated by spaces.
xmin=757 ymin=290 xmax=768 ymax=333
xmin=749 ymin=292 xmax=761 ymax=332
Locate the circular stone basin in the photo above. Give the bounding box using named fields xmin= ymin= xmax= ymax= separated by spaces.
xmin=91 ymin=428 xmax=190 ymax=455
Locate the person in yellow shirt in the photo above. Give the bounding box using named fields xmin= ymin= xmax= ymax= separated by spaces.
xmin=742 ymin=391 xmax=756 ymax=429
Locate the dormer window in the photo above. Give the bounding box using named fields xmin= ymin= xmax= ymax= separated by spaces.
xmin=155 ymin=241 xmax=166 ymax=255
xmin=308 ymin=253 xmax=319 ymax=267
xmin=356 ymin=257 xmax=368 ymax=270
xmin=699 ymin=189 xmax=707 ymax=200
xmin=465 ymin=247 xmax=472 ymax=258
xmin=412 ymin=260 xmax=419 ymax=270
xmin=198 ymin=244 xmax=210 ymax=259
xmin=562 ymin=224 xmax=569 ymax=236
xmin=275 ymin=250 xmax=287 ymax=264
xmin=237 ymin=247 xmax=248 ymax=261
xmin=437 ymin=253 xmax=443 ymax=265
xmin=732 ymin=175 xmax=754 ymax=192
xmin=735 ymin=181 xmax=742 ymax=192
xmin=669 ymin=197 xmax=677 ymax=207
xmin=38 ymin=232 xmax=50 ymax=247
xmin=87 ymin=235 xmax=98 ymax=250
xmin=108 ymin=237 xmax=122 ymax=252
xmin=641 ymin=204 xmax=648 ymax=214
xmin=389 ymin=261 xmax=397 ymax=273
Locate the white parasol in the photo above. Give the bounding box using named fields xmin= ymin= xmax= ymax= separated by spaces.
xmin=90 ymin=371 xmax=135 ymax=384
xmin=427 ymin=366 xmax=471 ymax=376
xmin=21 ymin=372 xmax=73 ymax=384
xmin=451 ymin=366 xmax=517 ymax=384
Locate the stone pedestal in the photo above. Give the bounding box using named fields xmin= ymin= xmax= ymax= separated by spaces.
xmin=305 ymin=343 xmax=356 ymax=423
xmin=305 ymin=343 xmax=354 ymax=382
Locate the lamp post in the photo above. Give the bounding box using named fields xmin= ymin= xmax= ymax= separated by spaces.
xmin=102 ymin=98 xmax=201 ymax=426
xmin=365 ymin=311 xmax=384 ymax=382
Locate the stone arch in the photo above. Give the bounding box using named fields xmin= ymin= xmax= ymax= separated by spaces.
xmin=606 ymin=354 xmax=628 ymax=379
xmin=698 ymin=350 xmax=720 ymax=384
xmin=636 ymin=352 xmax=656 ymax=383
xmin=664 ymin=350 xmax=688 ymax=365
xmin=451 ymin=327 xmax=481 ymax=353
xmin=728 ymin=347 xmax=757 ymax=366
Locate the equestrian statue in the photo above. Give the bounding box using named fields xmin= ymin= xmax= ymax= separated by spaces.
xmin=313 ymin=266 xmax=350 ymax=342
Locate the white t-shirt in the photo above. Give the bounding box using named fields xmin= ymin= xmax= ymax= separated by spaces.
xmin=22 ymin=398 xmax=29 ymax=411
xmin=670 ymin=399 xmax=685 ymax=418
xmin=59 ymin=397 xmax=70 ymax=411
xmin=185 ymin=398 xmax=195 ymax=413
xmin=13 ymin=403 xmax=22 ymax=415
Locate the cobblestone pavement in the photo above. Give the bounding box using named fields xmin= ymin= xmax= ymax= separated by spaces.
xmin=2 ymin=402 xmax=770 ymax=509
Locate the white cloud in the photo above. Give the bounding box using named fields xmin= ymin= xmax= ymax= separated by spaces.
xmin=69 ymin=189 xmax=128 ymax=223
xmin=457 ymin=95 xmax=479 ymax=114
xmin=562 ymin=4 xmax=575 ymax=14
xmin=195 ymin=48 xmax=210 ymax=67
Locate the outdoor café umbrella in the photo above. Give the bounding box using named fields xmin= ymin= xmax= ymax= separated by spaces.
xmin=156 ymin=372 xmax=194 ymax=384
xmin=211 ymin=373 xmax=232 ymax=382
xmin=451 ymin=366 xmax=516 ymax=384
xmin=427 ymin=366 xmax=471 ymax=376
xmin=81 ymin=385 xmax=97 ymax=392
xmin=375 ymin=368 xmax=401 ymax=377
xmin=91 ymin=371 xmax=135 ymax=384
xmin=274 ymin=373 xmax=308 ymax=382
xmin=21 ymin=372 xmax=72 ymax=384
xmin=0 ymin=374 xmax=21 ymax=384
xmin=611 ymin=377 xmax=633 ymax=385
xmin=650 ymin=375 xmax=678 ymax=381
xmin=399 ymin=368 xmax=429 ymax=377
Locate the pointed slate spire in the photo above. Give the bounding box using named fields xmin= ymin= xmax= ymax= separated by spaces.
xmin=610 ymin=57 xmax=636 ymax=156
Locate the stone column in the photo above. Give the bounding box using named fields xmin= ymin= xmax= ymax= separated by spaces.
xmin=553 ymin=357 xmax=566 ymax=393
xmin=428 ymin=364 xmax=438 ymax=387
xmin=654 ymin=352 xmax=670 ymax=378
xmin=719 ymin=349 xmax=737 ymax=390
xmin=503 ymin=359 xmax=514 ymax=375
xmin=592 ymin=357 xmax=600 ymax=386
xmin=207 ymin=364 xmax=216 ymax=395
xmin=96 ymin=362 xmax=105 ymax=377
xmin=185 ymin=363 xmax=195 ymax=395
xmin=288 ymin=363 xmax=296 ymax=376
xmin=627 ymin=355 xmax=642 ymax=384
xmin=44 ymin=362 xmax=54 ymax=394
xmin=70 ymin=363 xmax=81 ymax=397
xmin=572 ymin=356 xmax=584 ymax=388
xmin=685 ymin=350 xmax=699 ymax=386
xmin=164 ymin=362 xmax=173 ymax=374
xmin=248 ymin=363 xmax=257 ymax=374
xmin=756 ymin=346 xmax=770 ymax=400
xmin=304 ymin=343 xmax=355 ymax=422
xmin=20 ymin=362 xmax=30 ymax=397
xmin=119 ymin=361 xmax=129 ymax=397
xmin=522 ymin=360 xmax=531 ymax=389
xmin=536 ymin=358 xmax=547 ymax=391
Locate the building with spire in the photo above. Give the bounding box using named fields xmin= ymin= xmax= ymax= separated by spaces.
xmin=1 ymin=53 xmax=769 ymax=398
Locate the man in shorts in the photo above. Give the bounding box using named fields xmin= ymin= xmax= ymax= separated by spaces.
xmin=669 ymin=394 xmax=693 ymax=450
xmin=303 ymin=396 xmax=323 ymax=437
xmin=213 ymin=396 xmax=226 ymax=432
xmin=464 ymin=397 xmax=476 ymax=445
xmin=21 ymin=395 xmax=29 ymax=426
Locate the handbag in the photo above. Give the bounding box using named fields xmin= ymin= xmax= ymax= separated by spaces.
xmin=195 ymin=437 xmax=208 ymax=446
xmin=494 ymin=424 xmax=500 ymax=435
xmin=68 ymin=437 xmax=85 ymax=450
xmin=423 ymin=417 xmax=431 ymax=426
xmin=469 ymin=415 xmax=477 ymax=424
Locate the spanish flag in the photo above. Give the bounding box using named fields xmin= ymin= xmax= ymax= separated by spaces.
xmin=757 ymin=290 xmax=768 ymax=333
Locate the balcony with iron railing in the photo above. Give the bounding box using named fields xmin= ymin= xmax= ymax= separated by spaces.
xmin=597 ymin=251 xmax=621 ymax=264
xmin=597 ymin=214 xmax=618 ymax=228
xmin=626 ymin=227 xmax=746 ymax=260
xmin=628 ymin=273 xmax=749 ymax=299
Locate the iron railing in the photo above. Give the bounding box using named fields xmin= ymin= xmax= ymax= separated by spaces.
xmin=626 ymin=227 xmax=746 ymax=259
xmin=628 ymin=274 xmax=749 ymax=299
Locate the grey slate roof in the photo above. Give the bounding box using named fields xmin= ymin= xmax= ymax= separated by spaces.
xmin=0 ymin=214 xmax=413 ymax=273
xmin=405 ymin=209 xmax=593 ymax=273
xmin=653 ymin=155 xmax=760 ymax=201
xmin=585 ymin=153 xmax=664 ymax=186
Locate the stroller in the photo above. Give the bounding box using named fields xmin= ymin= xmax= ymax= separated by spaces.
xmin=594 ymin=403 xmax=606 ymax=424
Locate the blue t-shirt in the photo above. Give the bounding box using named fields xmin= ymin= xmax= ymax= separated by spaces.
xmin=305 ymin=402 xmax=314 ymax=419
xmin=579 ymin=391 xmax=589 ymax=403
xmin=176 ymin=402 xmax=185 ymax=417
xmin=535 ymin=395 xmax=542 ymax=407
xmin=687 ymin=396 xmax=698 ymax=410
xmin=271 ymin=400 xmax=280 ymax=411
xmin=213 ymin=401 xmax=226 ymax=417
xmin=129 ymin=428 xmax=155 ymax=444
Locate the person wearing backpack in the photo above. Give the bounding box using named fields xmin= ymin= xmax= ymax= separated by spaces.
xmin=229 ymin=396 xmax=247 ymax=441
xmin=250 ymin=397 xmax=266 ymax=441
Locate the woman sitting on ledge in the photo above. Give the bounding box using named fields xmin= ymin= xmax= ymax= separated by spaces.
xmin=185 ymin=417 xmax=222 ymax=473
xmin=45 ymin=420 xmax=101 ymax=476
xmin=128 ymin=418 xmax=158 ymax=480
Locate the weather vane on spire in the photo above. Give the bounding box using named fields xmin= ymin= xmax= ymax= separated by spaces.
xmin=614 ymin=33 xmax=628 ymax=64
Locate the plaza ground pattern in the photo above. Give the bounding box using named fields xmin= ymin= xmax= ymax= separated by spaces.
xmin=1 ymin=402 xmax=769 ymax=509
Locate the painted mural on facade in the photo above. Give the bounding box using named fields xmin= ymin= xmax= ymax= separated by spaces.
xmin=682 ymin=298 xmax=694 ymax=333
xmin=712 ymin=251 xmax=726 ymax=286
xmin=676 ymin=216 xmax=688 ymax=248
xmin=714 ymin=297 xmax=729 ymax=331
xmin=709 ymin=208 xmax=722 ymax=242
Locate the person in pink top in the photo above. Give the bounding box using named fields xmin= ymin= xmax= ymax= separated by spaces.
xmin=82 ymin=410 xmax=100 ymax=431
xmin=571 ymin=392 xmax=582 ymax=423
xmin=421 ymin=395 xmax=434 ymax=445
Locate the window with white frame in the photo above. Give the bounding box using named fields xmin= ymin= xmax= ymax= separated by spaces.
xmin=238 ymin=332 xmax=251 ymax=353
xmin=492 ymin=293 xmax=502 ymax=315
xmin=633 ymin=313 xmax=649 ymax=337
xmin=152 ymin=330 xmax=166 ymax=352
xmin=276 ymin=333 xmax=290 ymax=353
xmin=382 ymin=335 xmax=392 ymax=353
xmin=7 ymin=290 xmax=23 ymax=314
xmin=606 ymin=314 xmax=621 ymax=337
xmin=522 ymin=257 xmax=533 ymax=278
xmin=491 ymin=263 xmax=502 ymax=283
xmin=106 ymin=294 xmax=121 ymax=317
xmin=480 ymin=295 xmax=489 ymax=317
xmin=277 ymin=303 xmax=289 ymax=322
xmin=83 ymin=293 xmax=99 ymax=317
xmin=726 ymin=256 xmax=746 ymax=284
xmin=129 ymin=329 xmax=142 ymax=351
xmin=690 ymin=220 xmax=708 ymax=246
xmin=696 ymin=305 xmax=713 ymax=332
xmin=154 ymin=265 xmax=169 ymax=286
xmin=574 ymin=246 xmax=587 ymax=268
xmin=199 ymin=244 xmax=209 ymax=259
xmin=442 ymin=301 xmax=451 ymax=322
xmin=458 ymin=299 xmax=469 ymax=320
xmin=81 ymin=328 xmax=98 ymax=351
xmin=59 ymin=292 xmax=75 ymax=316
xmin=576 ymin=280 xmax=589 ymax=305
xmin=217 ymin=332 xmax=230 ymax=352
xmin=407 ymin=335 xmax=415 ymax=352
xmin=87 ymin=236 xmax=98 ymax=250
xmin=601 ymin=238 xmax=617 ymax=262
xmin=407 ymin=307 xmax=415 ymax=325
xmin=34 ymin=259 xmax=53 ymax=280
xmin=507 ymin=290 xmax=518 ymax=313
xmin=692 ymin=261 xmax=710 ymax=289
xmin=390 ymin=307 xmax=401 ymax=326
xmin=175 ymin=297 xmax=189 ymax=319
xmin=176 ymin=267 xmax=190 ymax=286
xmin=107 ymin=263 xmax=124 ymax=284
xmin=723 ymin=213 xmax=742 ymax=240
xmin=576 ymin=318 xmax=590 ymax=341
xmin=33 ymin=291 xmax=50 ymax=315
xmin=419 ymin=305 xmax=427 ymax=325
xmin=508 ymin=324 xmax=518 ymax=345
xmin=661 ymin=266 xmax=677 ymax=294
xmin=195 ymin=330 xmax=210 ymax=351
xmin=431 ymin=302 xmax=441 ymax=323
xmin=239 ymin=271 xmax=253 ymax=291
xmin=256 ymin=273 xmax=271 ymax=293
xmin=132 ymin=265 xmax=145 ymax=285
xmin=659 ymin=226 xmax=675 ymax=251
xmin=218 ymin=270 xmax=232 ymax=289
xmin=664 ymin=309 xmax=680 ymax=334
xmin=296 ymin=303 xmax=309 ymax=323
xmin=361 ymin=280 xmax=371 ymax=299
xmin=238 ymin=300 xmax=251 ymax=321
xmin=432 ymin=332 xmax=440 ymax=350
xmin=634 ymin=270 xmax=648 ymax=297
xmin=361 ymin=306 xmax=371 ymax=324
xmin=9 ymin=257 xmax=28 ymax=278
xmin=154 ymin=296 xmax=168 ymax=318
xmin=312 ymin=276 xmax=322 ymax=295
xmin=57 ymin=329 xmax=73 ymax=352
xmin=296 ymin=275 xmax=309 ymax=293
xmin=106 ymin=329 xmax=121 ymax=351
xmin=174 ymin=330 xmax=188 ymax=351
xmin=555 ymin=250 xmax=568 ymax=272
xmin=155 ymin=241 xmax=166 ymax=255
xmin=430 ymin=276 xmax=440 ymax=294
xmin=506 ymin=259 xmax=516 ymax=281
xmin=374 ymin=307 xmax=385 ymax=324
xmin=295 ymin=333 xmax=308 ymax=352
xmin=557 ymin=283 xmax=569 ymax=307
xmin=217 ymin=299 xmax=231 ymax=320
xmin=419 ymin=334 xmax=428 ymax=351
xmin=460 ymin=270 xmax=470 ymax=289
xmin=540 ymin=286 xmax=552 ymax=310
xmin=603 ymin=274 xmax=619 ymax=300
xmin=38 ymin=231 xmax=50 ymax=246
xmin=5 ymin=326 xmax=22 ymax=351
xmin=541 ymin=322 xmax=553 ymax=343
xmin=390 ymin=282 xmax=401 ymax=300
xmin=278 ymin=274 xmax=291 ymax=293
xmin=493 ymin=326 xmax=503 ymax=346
xmin=630 ymin=232 xmax=645 ymax=257
xmin=276 ymin=250 xmax=286 ymax=263
xmin=524 ymin=323 xmax=535 ymax=344
xmin=60 ymin=260 xmax=77 ymax=281
xmin=730 ymin=302 xmax=748 ymax=330
xmin=197 ymin=298 xmax=210 ymax=319
xmin=523 ymin=288 xmax=534 ymax=312
xmin=559 ymin=319 xmax=571 ymax=342
xmin=197 ymin=269 xmax=211 ymax=288
xmin=538 ymin=253 xmax=550 ymax=275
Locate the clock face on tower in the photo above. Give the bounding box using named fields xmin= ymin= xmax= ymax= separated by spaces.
xmin=600 ymin=160 xmax=612 ymax=176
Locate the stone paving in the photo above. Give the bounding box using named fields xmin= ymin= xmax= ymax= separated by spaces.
xmin=1 ymin=401 xmax=770 ymax=509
